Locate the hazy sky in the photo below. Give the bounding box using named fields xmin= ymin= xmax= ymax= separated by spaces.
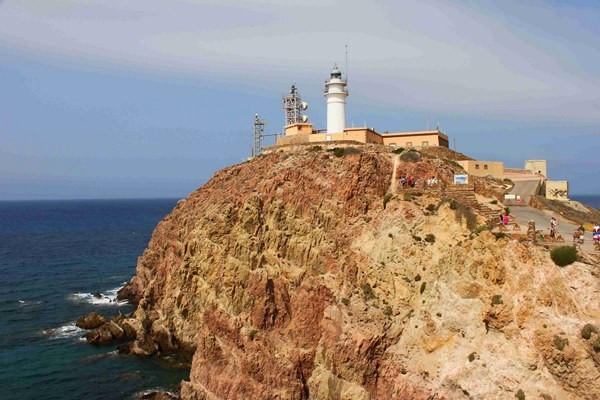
xmin=1 ymin=0 xmax=599 ymax=199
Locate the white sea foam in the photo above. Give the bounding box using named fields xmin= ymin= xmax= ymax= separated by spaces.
xmin=68 ymin=285 xmax=128 ymax=306
xmin=133 ymin=388 xmax=178 ymax=400
xmin=44 ymin=323 xmax=85 ymax=340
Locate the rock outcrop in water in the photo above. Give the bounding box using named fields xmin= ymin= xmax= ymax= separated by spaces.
xmin=119 ymin=144 xmax=600 ymax=400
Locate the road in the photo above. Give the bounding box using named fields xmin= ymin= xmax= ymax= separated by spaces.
xmin=499 ymin=205 xmax=596 ymax=253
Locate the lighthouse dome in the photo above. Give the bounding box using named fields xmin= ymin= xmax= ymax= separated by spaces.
xmin=330 ymin=64 xmax=342 ymax=79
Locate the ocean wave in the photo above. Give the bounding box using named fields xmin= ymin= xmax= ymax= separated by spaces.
xmin=68 ymin=285 xmax=128 ymax=306
xmin=17 ymin=299 xmax=43 ymax=306
xmin=43 ymin=323 xmax=85 ymax=340
xmin=132 ymin=388 xmax=178 ymax=400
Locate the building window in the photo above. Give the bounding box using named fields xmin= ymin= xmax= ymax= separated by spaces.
xmin=422 ymin=141 xmax=428 ymax=147
xmin=475 ymin=164 xmax=480 ymax=169
xmin=406 ymin=142 xmax=412 ymax=147
xmin=389 ymin=143 xmax=397 ymax=147
xmin=484 ymin=164 xmax=488 ymax=170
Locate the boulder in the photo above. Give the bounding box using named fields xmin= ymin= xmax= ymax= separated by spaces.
xmin=76 ymin=311 xmax=108 ymax=330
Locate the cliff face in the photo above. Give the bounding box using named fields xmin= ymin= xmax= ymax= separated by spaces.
xmin=122 ymin=145 xmax=600 ymax=400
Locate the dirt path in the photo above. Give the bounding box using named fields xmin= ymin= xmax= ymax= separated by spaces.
xmin=390 ymin=154 xmax=399 ymax=195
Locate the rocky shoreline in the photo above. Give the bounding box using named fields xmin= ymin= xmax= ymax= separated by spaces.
xmin=78 ymin=144 xmax=600 ymax=399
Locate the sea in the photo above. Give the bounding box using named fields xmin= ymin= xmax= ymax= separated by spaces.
xmin=571 ymin=195 xmax=600 ymax=210
xmin=0 ymin=199 xmax=189 ymax=400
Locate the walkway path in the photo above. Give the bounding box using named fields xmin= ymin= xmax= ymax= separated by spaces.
xmin=390 ymin=154 xmax=399 ymax=195
xmin=499 ymin=205 xmax=596 ymax=253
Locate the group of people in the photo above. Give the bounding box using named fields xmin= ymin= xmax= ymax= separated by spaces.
xmin=398 ymin=176 xmax=438 ymax=189
xmin=593 ymin=225 xmax=600 ymax=244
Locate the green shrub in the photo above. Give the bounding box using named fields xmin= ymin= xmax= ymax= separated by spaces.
xmin=553 ymin=334 xmax=568 ymax=351
xmin=491 ymin=295 xmax=503 ymax=306
xmin=383 ymin=306 xmax=393 ymax=316
xmin=309 ymin=145 xmax=322 ymax=152
xmin=419 ymin=282 xmax=426 ymax=294
xmin=361 ymin=283 xmax=375 ymax=300
xmin=426 ymin=204 xmax=436 ymax=213
xmin=333 ymin=147 xmax=345 ymax=157
xmin=412 ymin=235 xmax=422 ymax=242
xmin=341 ymin=297 xmax=350 ymax=306
xmin=490 ymin=200 xmax=498 ymax=205
xmin=424 ymin=233 xmax=436 ymax=243
xmin=364 ymin=216 xmax=372 ymax=223
xmin=344 ymin=146 xmax=362 ymax=155
xmin=383 ymin=193 xmax=393 ymax=209
xmin=414 ymin=274 xmax=421 ymax=282
xmin=388 ymin=233 xmax=393 ymax=238
xmin=504 ymin=206 xmax=511 ymax=215
xmin=476 ymin=225 xmax=488 ymax=234
xmin=593 ymin=336 xmax=600 ymax=352
xmin=516 ymin=389 xmax=525 ymax=400
xmin=581 ymin=324 xmax=598 ymax=340
xmin=468 ymin=352 xmax=476 ymax=362
xmin=403 ymin=193 xmax=412 ymax=202
xmin=392 ymin=147 xmax=405 ymax=154
xmin=399 ymin=150 xmax=421 ymax=163
xmin=550 ymin=246 xmax=578 ymax=267
xmin=248 ymin=329 xmax=258 ymax=340
xmin=494 ymin=232 xmax=508 ymax=240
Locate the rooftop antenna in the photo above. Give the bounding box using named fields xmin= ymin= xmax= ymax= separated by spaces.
xmin=252 ymin=114 xmax=266 ymax=158
xmin=282 ymin=84 xmax=308 ymax=127
xmin=345 ymin=44 xmax=348 ymax=83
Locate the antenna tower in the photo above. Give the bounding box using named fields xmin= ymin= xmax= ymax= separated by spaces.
xmin=282 ymin=84 xmax=308 ymax=126
xmin=252 ymin=114 xmax=266 ymax=157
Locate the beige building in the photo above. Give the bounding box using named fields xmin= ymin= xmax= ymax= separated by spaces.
xmin=276 ymin=124 xmax=449 ymax=148
xmin=457 ymin=160 xmax=504 ymax=179
xmin=524 ymin=160 xmax=547 ymax=178
xmin=546 ymin=180 xmax=569 ymax=201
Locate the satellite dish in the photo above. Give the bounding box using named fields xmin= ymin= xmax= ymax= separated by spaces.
xmin=301 ymin=115 xmax=309 ymax=123
xmin=299 ymin=102 xmax=308 ymax=110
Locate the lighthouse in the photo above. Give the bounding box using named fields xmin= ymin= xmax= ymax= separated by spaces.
xmin=324 ymin=64 xmax=348 ymax=134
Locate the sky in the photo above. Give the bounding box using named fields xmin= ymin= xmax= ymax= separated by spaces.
xmin=1 ymin=0 xmax=599 ymax=200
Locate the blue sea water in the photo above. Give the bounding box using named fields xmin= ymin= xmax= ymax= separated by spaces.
xmin=571 ymin=195 xmax=600 ymax=210
xmin=0 ymin=199 xmax=189 ymax=400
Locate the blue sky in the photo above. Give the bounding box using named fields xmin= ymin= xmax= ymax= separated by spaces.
xmin=1 ymin=0 xmax=599 ymax=200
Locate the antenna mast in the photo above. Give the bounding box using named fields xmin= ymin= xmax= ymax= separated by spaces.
xmin=252 ymin=114 xmax=266 ymax=158
xmin=345 ymin=44 xmax=348 ymax=83
xmin=282 ymin=84 xmax=308 ymax=126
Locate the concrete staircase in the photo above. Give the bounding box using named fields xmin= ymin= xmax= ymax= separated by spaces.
xmin=444 ymin=185 xmax=499 ymax=225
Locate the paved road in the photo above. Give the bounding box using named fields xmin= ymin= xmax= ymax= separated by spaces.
xmin=499 ymin=205 xmax=596 ymax=253
xmin=509 ymin=178 xmax=542 ymax=204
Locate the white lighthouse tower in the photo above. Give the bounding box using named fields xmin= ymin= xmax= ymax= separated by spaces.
xmin=324 ymin=64 xmax=348 ymax=134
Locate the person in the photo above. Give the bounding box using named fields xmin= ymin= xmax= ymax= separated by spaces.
xmin=550 ymin=226 xmax=556 ymax=241
xmin=503 ymin=214 xmax=509 ymax=226
xmin=578 ymin=224 xmax=586 ymax=234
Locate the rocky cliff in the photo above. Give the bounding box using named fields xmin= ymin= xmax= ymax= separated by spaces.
xmin=120 ymin=144 xmax=600 ymax=400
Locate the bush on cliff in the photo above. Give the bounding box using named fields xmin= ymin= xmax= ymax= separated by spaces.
xmin=392 ymin=147 xmax=405 ymax=154
xmin=399 ymin=150 xmax=421 ymax=163
xmin=550 ymin=246 xmax=578 ymax=267
xmin=581 ymin=323 xmax=598 ymax=340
